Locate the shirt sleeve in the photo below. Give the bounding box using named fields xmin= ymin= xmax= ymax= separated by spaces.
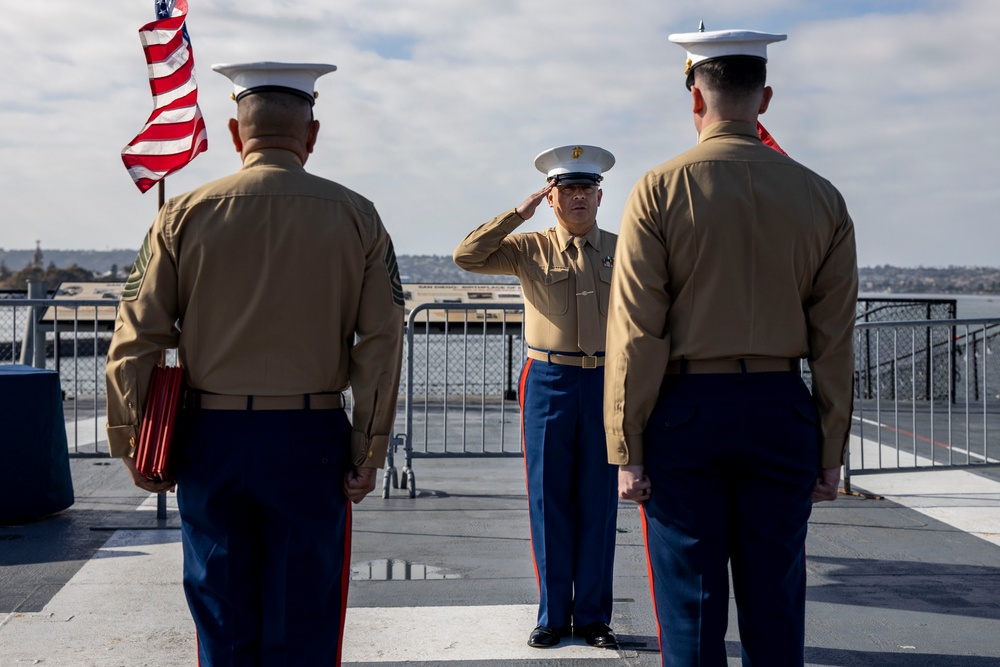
xmin=604 ymin=176 xmax=673 ymax=466
xmin=805 ymin=204 xmax=859 ymax=468
xmin=452 ymin=210 xmax=525 ymax=276
xmin=105 ymin=216 xmax=181 ymax=458
xmin=349 ymin=210 xmax=405 ymax=468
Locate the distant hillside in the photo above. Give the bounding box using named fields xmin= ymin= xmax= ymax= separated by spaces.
xmin=0 ymin=249 xmax=138 ymax=277
xmin=859 ymin=266 xmax=1000 ymax=294
xmin=2 ymin=248 xmax=997 ymax=293
xmin=398 ymin=254 xmax=517 ymax=284
xmin=0 ymin=249 xmax=519 ymax=285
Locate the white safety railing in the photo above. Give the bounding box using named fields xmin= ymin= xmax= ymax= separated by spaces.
xmin=1 ymin=297 xmax=116 ymax=455
xmin=847 ymin=319 xmax=1000 ymax=492
xmin=4 ymin=298 xmax=997 ymax=499
xmin=384 ymin=302 xmax=526 ymax=498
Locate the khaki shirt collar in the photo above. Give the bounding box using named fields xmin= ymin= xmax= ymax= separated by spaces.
xmin=555 ymin=222 xmax=601 ymax=253
xmin=241 ymin=148 xmax=306 ymax=171
xmin=697 ymin=120 xmax=760 ymax=145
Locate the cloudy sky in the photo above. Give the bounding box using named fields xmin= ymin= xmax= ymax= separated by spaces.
xmin=3 ymin=0 xmax=998 ymax=267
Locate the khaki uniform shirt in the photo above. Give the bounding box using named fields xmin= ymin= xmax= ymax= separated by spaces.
xmin=106 ymin=149 xmax=405 ymax=468
xmin=453 ymin=210 xmax=617 ymax=353
xmin=604 ymin=121 xmax=858 ymax=469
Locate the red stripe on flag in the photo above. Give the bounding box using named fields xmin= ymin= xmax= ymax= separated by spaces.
xmin=138 ymin=89 xmax=200 ymax=126
xmin=126 ymin=111 xmax=206 ymax=147
xmin=151 ymin=58 xmax=196 ymax=98
xmin=141 ymin=28 xmax=186 ymax=64
xmin=122 ymin=125 xmax=207 ymax=187
xmin=140 ymin=13 xmax=186 ymax=36
xmin=127 ymin=119 xmax=200 ymax=143
xmin=123 ymin=132 xmax=207 ymax=171
xmin=122 ymin=0 xmax=207 ymax=194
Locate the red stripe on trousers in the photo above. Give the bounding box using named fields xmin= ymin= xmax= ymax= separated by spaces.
xmin=518 ymin=358 xmax=541 ymax=592
xmin=640 ymin=505 xmax=664 ymax=658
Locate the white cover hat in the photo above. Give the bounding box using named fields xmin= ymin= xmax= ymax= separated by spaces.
xmin=668 ymin=28 xmax=786 ymax=79
xmin=212 ymin=61 xmax=337 ymax=105
xmin=533 ymin=145 xmax=615 ymax=185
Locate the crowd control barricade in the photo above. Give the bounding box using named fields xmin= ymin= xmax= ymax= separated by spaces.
xmin=846 ymin=318 xmax=1000 ymax=494
xmin=384 ymin=304 xmax=1000 ymax=499
xmin=384 ymin=302 xmax=527 ymax=498
xmin=6 ymin=293 xmax=996 ymax=499
xmin=1 ymin=295 xmax=118 ymax=455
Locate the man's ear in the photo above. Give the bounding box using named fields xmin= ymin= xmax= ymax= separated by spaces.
xmin=305 ymin=119 xmax=320 ymax=154
xmin=759 ymin=86 xmax=773 ymax=115
xmin=227 ymin=118 xmax=242 ymax=154
xmin=691 ymin=86 xmax=705 ymax=115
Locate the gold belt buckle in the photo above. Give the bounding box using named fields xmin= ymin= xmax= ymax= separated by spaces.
xmin=582 ymin=356 xmax=598 ymax=369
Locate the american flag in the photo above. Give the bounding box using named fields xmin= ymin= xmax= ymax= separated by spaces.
xmin=121 ymin=0 xmax=208 ymax=193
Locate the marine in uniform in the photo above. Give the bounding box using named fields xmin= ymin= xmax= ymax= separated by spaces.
xmin=453 ymin=146 xmax=619 ymax=649
xmin=604 ymin=28 xmax=858 ymax=666
xmin=105 ymin=62 xmax=404 ymax=666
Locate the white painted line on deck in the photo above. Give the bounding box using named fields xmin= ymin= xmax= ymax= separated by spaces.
xmin=0 ymin=532 xmax=612 ymax=665
xmin=342 ymin=605 xmax=614 ymax=662
xmin=849 ymin=434 xmax=1000 ymax=548
xmin=134 ymin=491 xmax=611 ymax=661
xmin=853 ymin=414 xmax=998 ymax=464
xmin=136 ymin=490 xmax=179 ymax=511
xmin=0 ymin=530 xmax=194 ymax=667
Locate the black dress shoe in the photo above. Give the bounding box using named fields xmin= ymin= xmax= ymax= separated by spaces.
xmin=576 ymin=621 xmax=617 ymax=648
xmin=527 ymin=625 xmax=570 ymax=648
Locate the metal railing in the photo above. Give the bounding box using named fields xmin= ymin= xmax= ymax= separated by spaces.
xmin=855 ymin=297 xmax=958 ymax=400
xmin=385 ymin=302 xmax=526 ymax=497
xmin=4 ymin=296 xmax=997 ymax=499
xmin=846 ymin=318 xmax=1000 ymax=492
xmin=1 ymin=297 xmax=116 ymax=454
xmin=386 ymin=305 xmax=1000 ymax=497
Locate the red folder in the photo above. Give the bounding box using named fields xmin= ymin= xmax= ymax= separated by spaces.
xmin=134 ymin=364 xmax=184 ymax=482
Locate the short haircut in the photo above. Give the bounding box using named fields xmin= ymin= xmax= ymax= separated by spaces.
xmin=691 ymin=57 xmax=767 ymax=99
xmin=237 ymin=91 xmax=313 ymax=136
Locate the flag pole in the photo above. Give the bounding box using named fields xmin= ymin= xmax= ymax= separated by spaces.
xmin=155 ymin=177 xmax=166 ymax=363
xmin=155 ymin=176 xmax=168 ymax=522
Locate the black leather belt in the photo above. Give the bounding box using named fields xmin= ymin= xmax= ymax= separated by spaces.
xmin=184 ymin=392 xmax=346 ymax=410
xmin=526 ymin=348 xmax=605 ymax=368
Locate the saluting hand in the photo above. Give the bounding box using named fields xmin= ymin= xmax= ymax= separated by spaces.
xmin=343 ymin=466 xmax=378 ymax=504
xmin=514 ymin=182 xmax=555 ymax=221
xmin=121 ymin=455 xmax=176 ymax=494
xmin=619 ymin=464 xmax=652 ymax=504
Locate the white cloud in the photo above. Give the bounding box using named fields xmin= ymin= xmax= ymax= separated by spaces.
xmin=767 ymin=0 xmax=1000 ymax=266
xmin=1 ymin=0 xmax=997 ymax=267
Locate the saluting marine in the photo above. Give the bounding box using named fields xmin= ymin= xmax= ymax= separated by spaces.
xmin=454 ymin=145 xmax=619 ymax=650
xmin=604 ymin=26 xmax=858 ymax=666
xmin=105 ymin=61 xmax=404 ymax=666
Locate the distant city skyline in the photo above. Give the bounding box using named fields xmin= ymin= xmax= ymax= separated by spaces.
xmin=3 ymin=249 xmax=999 ymax=289
xmin=4 ymin=1 xmax=998 ymax=267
